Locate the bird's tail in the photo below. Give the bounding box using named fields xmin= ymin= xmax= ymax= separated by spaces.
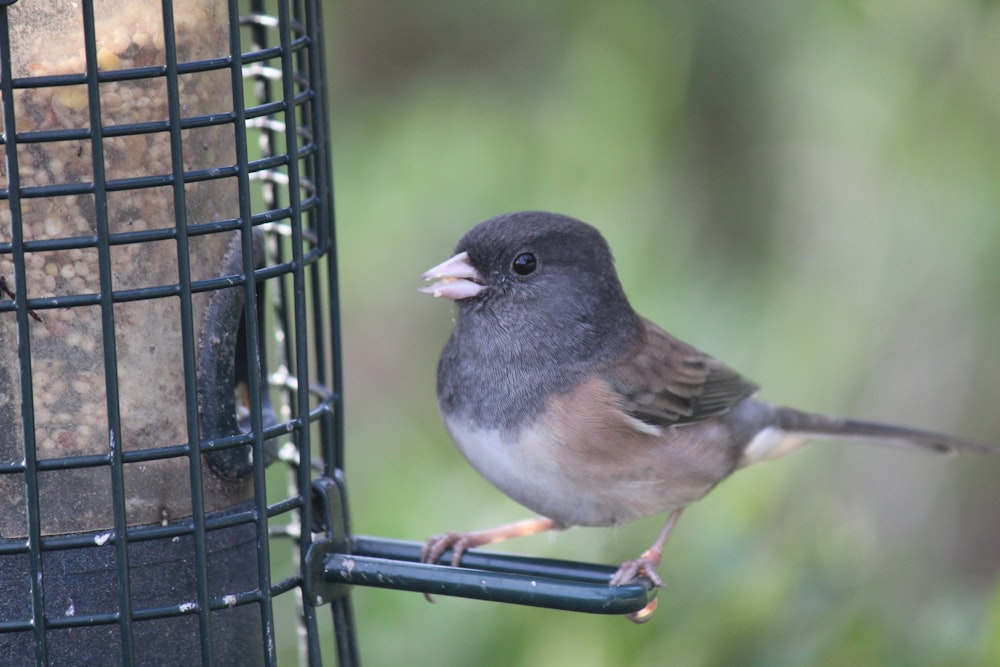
xmin=737 ymin=405 xmax=993 ymax=468
xmin=774 ymin=406 xmax=993 ymax=455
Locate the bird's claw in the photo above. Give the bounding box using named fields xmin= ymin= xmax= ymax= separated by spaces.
xmin=609 ymin=555 xmax=665 ymax=588
xmin=421 ymin=531 xmax=475 ymax=602
xmin=625 ymin=599 xmax=658 ymax=624
xmin=611 ymin=556 xmax=664 ymax=623
xmin=421 ymin=531 xmax=473 ymax=567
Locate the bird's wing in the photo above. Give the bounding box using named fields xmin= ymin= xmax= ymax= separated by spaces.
xmin=600 ymin=318 xmax=759 ymax=428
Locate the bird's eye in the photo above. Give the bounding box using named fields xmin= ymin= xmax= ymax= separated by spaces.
xmin=511 ymin=252 xmax=537 ymax=276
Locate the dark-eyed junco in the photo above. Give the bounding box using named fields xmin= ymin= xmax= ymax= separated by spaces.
xmin=418 ymin=211 xmax=992 ymax=621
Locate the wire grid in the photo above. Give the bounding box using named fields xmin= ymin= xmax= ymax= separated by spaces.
xmin=0 ymin=1 xmax=348 ymax=665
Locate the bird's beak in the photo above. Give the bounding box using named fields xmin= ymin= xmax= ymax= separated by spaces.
xmin=419 ymin=251 xmax=486 ymax=300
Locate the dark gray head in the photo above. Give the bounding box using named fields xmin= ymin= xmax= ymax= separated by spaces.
xmin=421 ymin=211 xmax=640 ymax=367
xmin=421 ymin=211 xmax=642 ymax=429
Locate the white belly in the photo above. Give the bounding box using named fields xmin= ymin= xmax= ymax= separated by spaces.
xmin=441 ymin=414 xmax=699 ymax=527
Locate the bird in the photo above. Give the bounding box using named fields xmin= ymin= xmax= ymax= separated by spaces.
xmin=417 ymin=210 xmax=992 ymax=621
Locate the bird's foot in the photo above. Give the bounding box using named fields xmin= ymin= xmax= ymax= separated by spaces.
xmin=421 ymin=517 xmax=559 ymax=567
xmin=608 ymin=507 xmax=682 ymax=622
xmin=419 ymin=518 xmax=560 ymax=603
xmin=609 ymin=549 xmax=664 ymax=588
xmin=420 ymin=531 xmax=479 ymax=603
xmin=610 ymin=547 xmax=665 ymax=623
xmin=421 ymin=531 xmax=476 ymax=567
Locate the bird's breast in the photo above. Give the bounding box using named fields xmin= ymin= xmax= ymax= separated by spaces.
xmin=440 ymin=376 xmax=735 ymax=527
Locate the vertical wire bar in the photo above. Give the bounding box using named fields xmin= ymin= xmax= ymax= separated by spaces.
xmin=301 ymin=0 xmax=362 ymax=662
xmin=257 ymin=6 xmax=299 ymax=433
xmin=244 ymin=4 xmax=302 ymax=662
xmin=227 ymin=1 xmax=278 ymax=662
xmin=274 ymin=1 xmax=323 ymax=663
xmin=247 ymin=6 xmax=295 ymax=424
xmin=298 ymin=4 xmax=329 ymax=443
xmin=309 ymin=0 xmax=345 ymax=474
xmin=160 ymin=1 xmax=215 ymax=663
xmin=79 ymin=1 xmax=136 ymax=662
xmin=247 ymin=2 xmax=303 ymax=663
xmin=0 ymin=8 xmax=47 ymax=665
xmin=300 ymin=0 xmax=338 ymax=473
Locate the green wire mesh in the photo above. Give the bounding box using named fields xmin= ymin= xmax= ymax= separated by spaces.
xmin=0 ymin=1 xmax=347 ymax=664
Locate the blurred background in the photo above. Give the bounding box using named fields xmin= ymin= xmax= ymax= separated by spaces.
xmin=324 ymin=1 xmax=1000 ymax=665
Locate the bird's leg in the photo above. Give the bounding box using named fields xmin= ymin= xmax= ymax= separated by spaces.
xmin=421 ymin=516 xmax=559 ymax=566
xmin=610 ymin=508 xmax=684 ymax=623
xmin=610 ymin=508 xmax=684 ymax=587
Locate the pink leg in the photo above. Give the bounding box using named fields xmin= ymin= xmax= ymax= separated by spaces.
xmin=421 ymin=516 xmax=560 ymax=566
xmin=610 ymin=508 xmax=684 ymax=623
xmin=610 ymin=508 xmax=684 ymax=588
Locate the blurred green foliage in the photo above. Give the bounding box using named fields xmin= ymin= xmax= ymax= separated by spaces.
xmin=321 ymin=1 xmax=1000 ymax=665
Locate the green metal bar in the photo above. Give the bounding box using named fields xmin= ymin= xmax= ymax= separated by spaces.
xmin=328 ymin=537 xmax=656 ymax=616
xmin=80 ymin=0 xmax=136 ymax=662
xmin=0 ymin=4 xmax=48 ymax=664
xmin=160 ymin=1 xmax=215 ymax=663
xmin=226 ymin=1 xmax=278 ymax=663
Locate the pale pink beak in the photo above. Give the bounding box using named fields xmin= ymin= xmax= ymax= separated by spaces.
xmin=419 ymin=251 xmax=486 ymax=300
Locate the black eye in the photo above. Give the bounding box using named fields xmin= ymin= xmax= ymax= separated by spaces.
xmin=511 ymin=252 xmax=537 ymax=276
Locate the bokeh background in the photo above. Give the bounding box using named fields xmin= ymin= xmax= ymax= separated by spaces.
xmin=324 ymin=1 xmax=1000 ymax=665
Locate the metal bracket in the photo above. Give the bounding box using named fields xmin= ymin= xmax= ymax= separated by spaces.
xmin=303 ymin=473 xmax=352 ymax=606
